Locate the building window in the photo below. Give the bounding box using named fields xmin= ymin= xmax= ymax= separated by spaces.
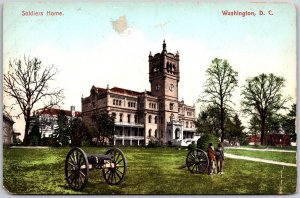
xmin=155 ymin=129 xmax=158 ymax=138
xmin=160 ymin=116 xmax=163 ymax=124
xmin=120 ymin=113 xmax=123 ymax=122
xmin=113 ymin=99 xmax=115 ymax=105
xmin=187 ymin=111 xmax=192 ymax=116
xmin=186 ymin=121 xmax=188 ymax=128
xmin=134 ymin=115 xmax=137 ymax=123
xmin=170 ymin=103 xmax=174 ymax=110
xmin=175 ymin=129 xmax=180 ymax=139
xmin=119 ymin=100 xmax=122 ymax=106
xmin=127 ymin=114 xmax=131 ymax=123
xmin=148 ymin=129 xmax=152 ymax=137
xmin=128 ymin=101 xmax=130 ymax=107
xmin=148 ymin=115 xmax=152 ymax=123
xmin=154 ymin=116 xmax=157 ymax=124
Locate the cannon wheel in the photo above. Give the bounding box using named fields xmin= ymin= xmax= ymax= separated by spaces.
xmin=186 ymin=149 xmax=209 ymax=174
xmin=102 ymin=148 xmax=127 ymax=185
xmin=65 ymin=147 xmax=89 ymax=191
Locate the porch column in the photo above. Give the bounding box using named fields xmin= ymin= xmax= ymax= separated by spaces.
xmin=122 ymin=126 xmax=125 ymax=145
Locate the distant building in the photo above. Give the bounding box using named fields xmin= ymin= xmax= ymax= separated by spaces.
xmin=3 ymin=112 xmax=20 ymax=145
xmin=81 ymin=41 xmax=198 ymax=146
xmin=31 ymin=106 xmax=81 ymax=138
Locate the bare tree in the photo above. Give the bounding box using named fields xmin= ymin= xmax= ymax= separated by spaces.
xmin=200 ymin=58 xmax=238 ymax=142
xmin=241 ymin=73 xmax=289 ymax=145
xmin=3 ymin=56 xmax=64 ymax=145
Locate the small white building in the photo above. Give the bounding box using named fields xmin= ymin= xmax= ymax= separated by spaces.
xmin=31 ymin=106 xmax=81 ymax=138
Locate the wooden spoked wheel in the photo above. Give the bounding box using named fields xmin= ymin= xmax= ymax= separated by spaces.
xmin=65 ymin=147 xmax=89 ymax=191
xmin=102 ymin=148 xmax=127 ymax=185
xmin=186 ymin=149 xmax=209 ymax=174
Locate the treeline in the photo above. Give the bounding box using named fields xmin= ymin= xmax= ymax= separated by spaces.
xmin=197 ymin=58 xmax=296 ymax=145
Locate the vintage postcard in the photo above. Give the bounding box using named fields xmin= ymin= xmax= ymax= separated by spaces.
xmin=2 ymin=0 xmax=297 ymax=195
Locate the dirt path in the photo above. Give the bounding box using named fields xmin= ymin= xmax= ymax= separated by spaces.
xmin=224 ymin=153 xmax=297 ymax=167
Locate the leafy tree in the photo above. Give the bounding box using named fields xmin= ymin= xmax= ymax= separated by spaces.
xmin=70 ymin=117 xmax=88 ymax=147
xmin=281 ymin=103 xmax=296 ymax=135
xmin=225 ymin=114 xmax=245 ymax=145
xmin=53 ymin=111 xmax=70 ymax=146
xmin=241 ymin=73 xmax=289 ymax=145
xmin=195 ymin=105 xmax=220 ymax=136
xmin=29 ymin=117 xmax=41 ymax=146
xmin=3 ymin=56 xmax=64 ymax=145
xmin=92 ymin=113 xmax=116 ymax=146
xmin=200 ymin=58 xmax=238 ymax=142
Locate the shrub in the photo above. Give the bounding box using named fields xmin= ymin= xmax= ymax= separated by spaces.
xmin=147 ymin=140 xmax=159 ymax=148
xmin=187 ymin=142 xmax=197 ymax=150
xmin=197 ymin=133 xmax=219 ymax=150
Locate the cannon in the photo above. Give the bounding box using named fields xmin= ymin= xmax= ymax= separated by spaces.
xmin=185 ymin=149 xmax=209 ymax=174
xmin=65 ymin=147 xmax=127 ymax=191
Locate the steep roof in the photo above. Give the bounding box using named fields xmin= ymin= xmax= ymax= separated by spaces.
xmin=34 ymin=108 xmax=81 ymax=117
xmin=110 ymin=87 xmax=142 ymax=96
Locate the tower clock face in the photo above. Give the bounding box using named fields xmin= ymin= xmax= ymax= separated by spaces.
xmin=169 ymin=84 xmax=175 ymax=91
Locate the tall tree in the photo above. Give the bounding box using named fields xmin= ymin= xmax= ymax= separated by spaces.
xmin=281 ymin=103 xmax=296 ymax=135
xmin=70 ymin=117 xmax=88 ymax=147
xmin=225 ymin=114 xmax=245 ymax=145
xmin=196 ymin=105 xmax=220 ymax=136
xmin=201 ymin=58 xmax=238 ymax=142
xmin=241 ymin=73 xmax=289 ymax=145
xmin=28 ymin=116 xmax=41 ymax=146
xmin=92 ymin=113 xmax=116 ymax=146
xmin=3 ymin=56 xmax=64 ymax=145
xmin=53 ymin=111 xmax=70 ymax=146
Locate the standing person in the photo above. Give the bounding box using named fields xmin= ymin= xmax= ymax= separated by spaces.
xmin=215 ymin=143 xmax=225 ymax=174
xmin=207 ymin=143 xmax=216 ymax=175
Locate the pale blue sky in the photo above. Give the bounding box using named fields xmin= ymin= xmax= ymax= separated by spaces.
xmin=3 ymin=2 xmax=296 ymax=138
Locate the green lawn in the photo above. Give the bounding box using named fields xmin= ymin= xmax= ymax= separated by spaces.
xmin=225 ymin=148 xmax=297 ymax=164
xmin=3 ymin=147 xmax=297 ymax=195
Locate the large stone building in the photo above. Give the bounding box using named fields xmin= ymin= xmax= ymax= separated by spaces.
xmin=81 ymin=41 xmax=198 ymax=146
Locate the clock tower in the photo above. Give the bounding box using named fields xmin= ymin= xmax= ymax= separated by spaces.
xmin=149 ymin=40 xmax=180 ymax=100
xmin=148 ymin=40 xmax=181 ymax=143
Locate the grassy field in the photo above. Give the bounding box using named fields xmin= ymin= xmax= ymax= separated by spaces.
xmin=3 ymin=146 xmax=297 ymax=195
xmin=225 ymin=148 xmax=297 ymax=164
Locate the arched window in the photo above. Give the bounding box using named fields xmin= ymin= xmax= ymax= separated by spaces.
xmin=119 ymin=113 xmax=123 ymax=122
xmin=148 ymin=115 xmax=152 ymax=123
xmin=155 ymin=129 xmax=158 ymax=138
xmin=148 ymin=129 xmax=152 ymax=137
xmin=119 ymin=100 xmax=122 ymax=106
xmin=127 ymin=114 xmax=131 ymax=123
xmin=134 ymin=115 xmax=137 ymax=123
xmin=175 ymin=128 xmax=180 ymax=139
xmin=154 ymin=116 xmax=157 ymax=124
